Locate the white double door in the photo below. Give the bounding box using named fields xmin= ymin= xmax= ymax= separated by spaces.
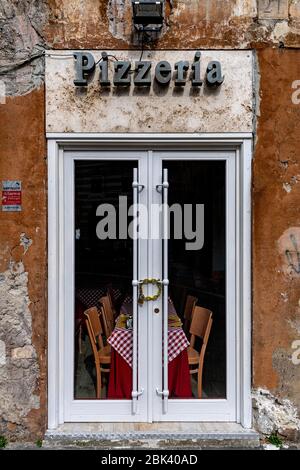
xmin=63 ymin=149 xmax=237 ymax=423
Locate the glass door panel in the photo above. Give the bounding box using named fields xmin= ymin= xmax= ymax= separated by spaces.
xmin=74 ymin=160 xmax=136 ymax=401
xmin=165 ymin=160 xmax=226 ymax=400
xmin=152 ymin=152 xmax=236 ymax=422
xmin=64 ymin=152 xmax=148 ymax=422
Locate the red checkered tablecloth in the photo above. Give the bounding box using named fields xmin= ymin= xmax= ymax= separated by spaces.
xmin=107 ymin=327 xmax=189 ymax=368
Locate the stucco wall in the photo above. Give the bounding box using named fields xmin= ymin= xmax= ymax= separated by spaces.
xmin=253 ymin=48 xmax=300 ymax=440
xmin=0 ymin=0 xmax=300 ymax=442
xmin=0 ymin=89 xmax=47 ymax=439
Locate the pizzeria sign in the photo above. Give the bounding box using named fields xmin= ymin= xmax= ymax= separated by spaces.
xmin=73 ymin=51 xmax=224 ymax=89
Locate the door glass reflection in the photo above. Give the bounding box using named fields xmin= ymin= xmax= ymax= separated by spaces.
xmin=164 ymin=161 xmax=226 ymax=399
xmin=74 ymin=161 xmax=136 ymax=400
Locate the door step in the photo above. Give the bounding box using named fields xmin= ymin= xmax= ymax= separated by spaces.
xmin=44 ymin=423 xmax=260 ymax=449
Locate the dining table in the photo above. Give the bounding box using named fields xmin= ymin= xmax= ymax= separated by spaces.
xmin=107 ymin=300 xmax=193 ymax=399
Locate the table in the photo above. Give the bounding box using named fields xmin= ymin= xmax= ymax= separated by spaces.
xmin=107 ymin=302 xmax=193 ymax=399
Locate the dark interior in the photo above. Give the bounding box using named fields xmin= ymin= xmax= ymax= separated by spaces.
xmin=165 ymin=160 xmax=226 ymax=399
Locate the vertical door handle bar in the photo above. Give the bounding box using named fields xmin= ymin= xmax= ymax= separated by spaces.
xmin=132 ymin=168 xmax=144 ymax=414
xmin=156 ymin=169 xmax=170 ymax=413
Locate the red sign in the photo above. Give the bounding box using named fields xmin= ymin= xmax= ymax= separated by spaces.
xmin=2 ymin=190 xmax=22 ymax=205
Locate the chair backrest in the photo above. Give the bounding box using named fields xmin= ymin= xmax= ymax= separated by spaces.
xmin=99 ymin=296 xmax=114 ymax=335
xmin=106 ymin=288 xmax=116 ymax=316
xmin=99 ymin=306 xmax=110 ymax=338
xmin=84 ymin=307 xmax=105 ymax=350
xmin=189 ymin=306 xmax=213 ymax=349
xmin=184 ymin=295 xmax=198 ymax=321
xmin=183 ymin=295 xmax=198 ymax=335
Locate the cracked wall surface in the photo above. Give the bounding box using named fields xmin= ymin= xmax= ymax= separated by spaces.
xmin=253 ymin=48 xmax=300 ymax=438
xmin=0 ymin=260 xmax=40 ymax=437
xmin=0 ymin=1 xmax=48 ymax=96
xmin=252 ymin=388 xmax=300 ymax=440
xmin=42 ymin=0 xmax=300 ymax=49
xmin=0 ymin=0 xmax=300 ymax=441
xmin=0 ymin=88 xmax=46 ymax=439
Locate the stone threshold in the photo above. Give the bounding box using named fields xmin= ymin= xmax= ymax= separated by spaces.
xmin=44 ymin=422 xmax=260 ymax=449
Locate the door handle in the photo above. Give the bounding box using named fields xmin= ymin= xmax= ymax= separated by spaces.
xmin=131 ymin=168 xmax=144 ymax=414
xmin=156 ymin=168 xmax=169 ymax=414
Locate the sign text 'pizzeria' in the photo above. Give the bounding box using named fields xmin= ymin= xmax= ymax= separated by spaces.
xmin=73 ymin=51 xmax=224 ymax=89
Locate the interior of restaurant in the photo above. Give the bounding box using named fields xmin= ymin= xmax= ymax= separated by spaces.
xmin=74 ymin=159 xmax=226 ymax=400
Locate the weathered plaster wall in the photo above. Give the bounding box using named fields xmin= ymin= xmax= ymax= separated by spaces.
xmin=0 ymin=89 xmax=47 ymax=440
xmin=0 ymin=0 xmax=300 ymax=442
xmin=253 ymin=47 xmax=300 ymax=440
xmin=0 ymin=1 xmax=47 ymax=96
xmin=42 ymin=0 xmax=300 ymax=48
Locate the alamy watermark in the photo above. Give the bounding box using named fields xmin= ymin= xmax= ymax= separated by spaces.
xmin=292 ymin=340 xmax=300 ymax=365
xmin=96 ymin=196 xmax=204 ymax=251
xmin=0 ymin=80 xmax=6 ymax=105
xmin=292 ymin=80 xmax=300 ymax=105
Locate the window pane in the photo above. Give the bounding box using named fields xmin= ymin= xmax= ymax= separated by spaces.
xmin=164 ymin=160 xmax=226 ymax=399
xmin=74 ymin=160 xmax=136 ymax=400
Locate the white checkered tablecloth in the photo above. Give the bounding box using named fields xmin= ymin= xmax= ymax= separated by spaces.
xmin=107 ymin=327 xmax=189 ymax=368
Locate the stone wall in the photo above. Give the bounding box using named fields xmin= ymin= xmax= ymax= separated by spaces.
xmin=0 ymin=0 xmax=300 ymax=441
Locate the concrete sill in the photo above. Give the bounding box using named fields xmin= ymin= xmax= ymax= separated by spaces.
xmin=44 ymin=423 xmax=260 ymax=449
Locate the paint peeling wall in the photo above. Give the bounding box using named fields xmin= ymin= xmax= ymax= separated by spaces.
xmin=0 ymin=88 xmax=47 ymax=440
xmin=42 ymin=0 xmax=300 ymax=49
xmin=253 ymin=47 xmax=300 ymax=440
xmin=0 ymin=0 xmax=300 ymax=441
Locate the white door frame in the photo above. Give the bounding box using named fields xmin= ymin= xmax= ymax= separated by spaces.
xmin=47 ymin=133 xmax=252 ymax=430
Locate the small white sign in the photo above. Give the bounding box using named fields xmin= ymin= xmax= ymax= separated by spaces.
xmin=2 ymin=180 xmax=21 ymax=191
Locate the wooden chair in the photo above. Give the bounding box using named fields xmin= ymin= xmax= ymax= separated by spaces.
xmin=84 ymin=307 xmax=111 ymax=399
xmin=187 ymin=306 xmax=213 ymax=399
xmin=106 ymin=287 xmax=117 ymax=318
xmin=183 ymin=295 xmax=198 ymax=336
xmin=99 ymin=305 xmax=110 ymax=339
xmin=99 ymin=296 xmax=115 ymax=336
